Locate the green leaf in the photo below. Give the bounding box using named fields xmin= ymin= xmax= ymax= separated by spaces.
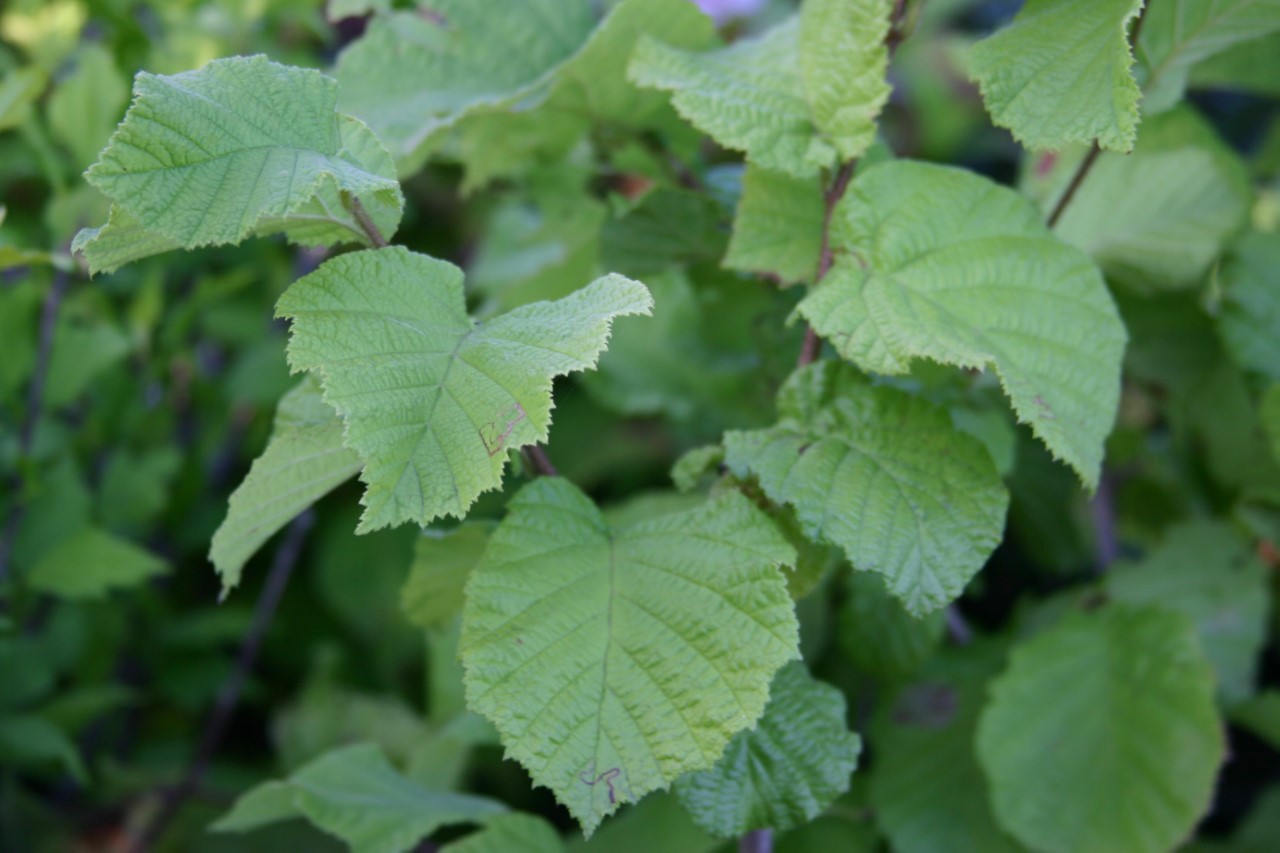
xmin=837 ymin=572 xmax=945 ymax=681
xmin=1138 ymin=0 xmax=1280 ymax=112
xmin=723 ymin=165 xmax=823 ymax=285
xmin=1264 ymin=385 xmax=1280 ymax=462
xmin=0 ymin=67 xmax=45 ymax=131
xmin=799 ymin=0 xmax=893 ymax=162
xmin=333 ymin=1 xmax=596 ymax=169
xmin=569 ymin=792 xmax=716 ymax=853
xmin=28 ymin=527 xmax=168 ymax=599
xmin=278 ymin=247 xmax=652 ymax=532
xmin=976 ymin=605 xmax=1224 ymax=853
xmin=460 ymin=477 xmax=799 ymax=834
xmin=870 ymin=644 xmax=1021 ymax=853
xmin=1232 ymin=690 xmax=1280 ymax=750
xmin=798 ymin=160 xmax=1126 ymax=487
xmin=629 ymin=4 xmax=891 ymax=178
xmin=441 ymin=813 xmax=566 ymax=853
xmin=44 ymin=318 xmax=132 ymax=406
xmin=1189 ymin=31 xmax=1280 ymax=95
xmin=1105 ymin=520 xmax=1270 ymax=703
xmin=967 ymin=0 xmax=1145 ymax=152
xmin=214 ymin=743 xmax=507 ymax=852
xmin=74 ymin=113 xmax=401 ymax=275
xmin=674 ymin=662 xmax=860 ymax=837
xmin=725 ymin=363 xmax=1008 ymax=614
xmin=0 ymin=714 xmax=86 ymax=782
xmin=82 ymin=55 xmax=402 ymax=250
xmin=671 ymin=445 xmax=725 ymax=493
xmin=1219 ymin=232 xmax=1280 ymax=379
xmin=210 ymin=377 xmax=361 ymax=594
xmin=46 ymin=44 xmax=128 ymax=168
xmin=600 ymin=188 xmax=727 ymax=278
xmin=401 ymin=523 xmax=493 ymax=630
xmin=1051 ymin=108 xmax=1251 ymax=293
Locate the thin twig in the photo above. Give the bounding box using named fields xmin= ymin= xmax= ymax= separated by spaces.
xmin=125 ymin=511 xmax=315 ymax=853
xmin=0 ymin=267 xmax=70 ymax=590
xmin=797 ymin=160 xmax=857 ymax=368
xmin=945 ymin=605 xmax=974 ymax=645
xmin=1045 ymin=0 xmax=1152 ymax=229
xmin=345 ymin=193 xmax=389 ymax=248
xmin=1045 ymin=144 xmax=1101 ymax=229
xmin=522 ymin=445 xmax=559 ymax=478
xmin=1090 ymin=471 xmax=1119 ymax=573
xmin=740 ymin=829 xmax=773 ymax=853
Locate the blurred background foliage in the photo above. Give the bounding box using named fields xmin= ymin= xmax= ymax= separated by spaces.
xmin=0 ymin=0 xmax=1278 ymax=850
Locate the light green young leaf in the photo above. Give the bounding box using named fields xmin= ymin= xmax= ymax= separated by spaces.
xmin=799 ymin=0 xmax=893 ymax=162
xmin=725 ymin=364 xmax=1006 ymax=615
xmin=1219 ymin=232 xmax=1280 ymax=379
xmin=28 ymin=527 xmax=168 ymax=599
xmin=976 ymin=606 xmax=1224 ymax=853
xmin=723 ymin=165 xmax=823 ymax=285
xmin=401 ymin=523 xmax=493 ymax=630
xmin=214 ymin=742 xmax=507 ymax=852
xmin=460 ymin=477 xmax=798 ymax=834
xmin=1138 ymin=0 xmax=1280 ymax=112
xmin=46 ymin=44 xmax=127 ymax=168
xmin=83 ymin=55 xmax=402 ymax=250
xmin=674 ymin=662 xmax=860 ymax=838
xmin=1051 ymin=108 xmax=1251 ymax=293
xmin=277 ymin=247 xmax=652 ymax=532
xmin=968 ymin=0 xmax=1145 ymax=152
xmin=210 ymin=377 xmax=361 ymax=594
xmin=75 ymin=114 xmax=400 ymax=275
xmin=870 ymin=644 xmax=1020 ymax=853
xmin=629 ymin=18 xmax=829 ymax=177
xmin=798 ymin=160 xmax=1125 ymax=488
xmin=1105 ymin=520 xmax=1270 ymax=703
xmin=334 ymin=1 xmax=595 ymax=169
xmin=671 ymin=445 xmax=725 ymax=493
xmin=441 ymin=813 xmax=566 ymax=853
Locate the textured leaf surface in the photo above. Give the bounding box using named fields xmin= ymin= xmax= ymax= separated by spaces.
xmin=674 ymin=662 xmax=860 ymax=837
xmin=460 ymin=478 xmax=799 ymax=834
xmin=968 ymin=0 xmax=1145 ymax=151
xmin=1105 ymin=521 xmax=1269 ymax=702
xmin=210 ymin=377 xmax=360 ymax=594
xmin=334 ymin=1 xmax=594 ymax=168
xmin=724 ymin=166 xmax=822 ymax=284
xmin=83 ymin=55 xmax=402 ymax=249
xmin=630 ymin=4 xmax=890 ymax=177
xmin=401 ymin=523 xmax=492 ymax=630
xmin=277 ymin=247 xmax=651 ymax=532
xmin=1138 ymin=0 xmax=1280 ymax=111
xmin=1219 ymin=232 xmax=1280 ymax=379
xmin=870 ymin=645 xmax=1021 ymax=853
xmin=724 ymin=363 xmax=1007 ymax=615
xmin=214 ymin=743 xmax=506 ymax=852
xmin=799 ymin=0 xmax=893 ymax=162
xmin=1051 ymin=108 xmax=1251 ymax=293
xmin=976 ymin=606 xmax=1224 ymax=853
xmin=77 ymin=108 xmax=400 ymax=274
xmin=798 ymin=161 xmax=1125 ymax=487
xmin=28 ymin=528 xmax=168 ymax=599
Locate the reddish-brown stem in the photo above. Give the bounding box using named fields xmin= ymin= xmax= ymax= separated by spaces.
xmin=523 ymin=445 xmax=559 ymax=478
xmin=797 ymin=160 xmax=857 ymax=368
xmin=124 ymin=511 xmax=314 ymax=852
xmin=346 ymin=193 xmax=389 ymax=248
